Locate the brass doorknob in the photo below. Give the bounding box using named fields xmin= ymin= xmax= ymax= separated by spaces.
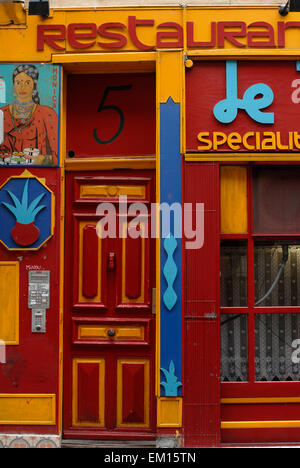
xmin=107 ymin=329 xmax=116 ymax=338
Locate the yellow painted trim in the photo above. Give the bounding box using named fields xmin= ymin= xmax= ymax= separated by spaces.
xmin=78 ymin=221 xmax=102 ymax=303
xmin=186 ymin=6 xmax=285 ymax=10
xmin=3 ymin=7 xmax=300 ymax=63
xmin=64 ymin=157 xmax=156 ymax=171
xmin=78 ymin=324 xmax=145 ymax=341
xmin=0 ymin=262 xmax=19 ymax=346
xmin=222 ymin=420 xmax=300 ymax=429
xmin=181 ymin=58 xmax=186 ymax=155
xmin=72 ymin=358 xmax=105 ymax=427
xmin=156 ymin=56 xmax=161 ymax=398
xmin=0 ymin=394 xmax=56 ymax=425
xmin=117 ymin=358 xmax=150 ymax=428
xmin=53 ymin=52 xmax=157 ymax=64
xmin=157 ymin=397 xmax=182 ymax=428
xmin=188 ymin=50 xmax=300 ymax=59
xmin=58 ymin=171 xmax=64 ymax=433
xmin=58 ymin=67 xmax=66 ymax=434
xmin=220 ymin=166 xmax=248 ymax=234
xmin=222 ymin=397 xmax=300 ymax=404
xmin=50 ymin=6 xmax=183 ymax=12
xmin=121 ymin=221 xmax=145 ymax=304
xmin=19 ymin=169 xmax=46 ymax=185
xmin=80 ymin=184 xmax=146 ymax=199
xmin=157 ymin=50 xmax=184 ymax=105
xmin=58 ymin=67 xmax=65 ymax=436
xmin=185 ymin=153 xmax=300 ymax=162
xmin=0 ymin=3 xmax=26 ymax=27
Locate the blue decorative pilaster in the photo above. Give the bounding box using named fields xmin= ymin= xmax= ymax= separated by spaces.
xmin=163 ymin=235 xmax=178 ymax=311
xmin=160 ymin=97 xmax=182 ymax=397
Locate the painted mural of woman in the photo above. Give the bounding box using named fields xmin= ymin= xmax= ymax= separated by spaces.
xmin=0 ymin=64 xmax=58 ymax=165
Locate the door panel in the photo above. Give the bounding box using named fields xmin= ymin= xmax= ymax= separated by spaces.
xmin=72 ymin=358 xmax=105 ymax=427
xmin=118 ymin=220 xmax=150 ymax=308
xmin=117 ymin=359 xmax=150 ymax=428
xmin=79 ymin=223 xmax=103 ymax=303
xmin=64 ymin=171 xmax=156 ymax=439
xmin=72 ymin=318 xmax=151 ymax=346
xmin=75 ymin=219 xmax=107 ymax=310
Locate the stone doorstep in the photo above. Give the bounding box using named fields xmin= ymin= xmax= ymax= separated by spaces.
xmin=61 ymin=439 xmax=157 ymax=448
xmin=0 ymin=434 xmax=157 ymax=448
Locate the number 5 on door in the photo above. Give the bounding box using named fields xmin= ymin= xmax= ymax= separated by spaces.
xmin=93 ymin=85 xmax=132 ymax=145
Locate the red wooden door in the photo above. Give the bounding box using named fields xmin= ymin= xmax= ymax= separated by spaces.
xmin=63 ymin=171 xmax=156 ymax=440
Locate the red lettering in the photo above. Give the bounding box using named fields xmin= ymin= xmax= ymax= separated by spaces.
xmin=68 ymin=23 xmax=97 ymax=49
xmin=217 ymin=21 xmax=246 ymax=48
xmin=37 ymin=19 xmax=285 ymax=52
xmin=187 ymin=21 xmax=216 ymax=47
xmin=128 ymin=16 xmax=155 ymax=51
xmin=277 ymin=21 xmax=300 ymax=48
xmin=98 ymin=22 xmax=127 ymax=48
xmin=247 ymin=21 xmax=275 ymax=47
xmin=37 ymin=24 xmax=66 ymax=51
xmin=156 ymin=22 xmax=183 ymax=48
xmin=277 ymin=21 xmax=285 ymax=48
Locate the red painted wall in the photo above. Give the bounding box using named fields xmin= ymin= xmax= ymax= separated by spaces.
xmin=66 ymin=73 xmax=156 ymax=158
xmin=0 ymin=167 xmax=61 ymax=434
xmin=183 ymin=162 xmax=220 ymax=447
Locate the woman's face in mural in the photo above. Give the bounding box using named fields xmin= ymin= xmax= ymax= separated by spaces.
xmin=14 ymin=72 xmax=34 ymax=102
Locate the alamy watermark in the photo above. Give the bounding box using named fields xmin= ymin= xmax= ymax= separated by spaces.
xmin=292 ymin=339 xmax=300 ymax=364
xmin=95 ymin=196 xmax=204 ymax=250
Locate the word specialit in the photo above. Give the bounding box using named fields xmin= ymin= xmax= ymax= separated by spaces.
xmin=37 ymin=19 xmax=300 ymax=51
xmin=197 ymin=131 xmax=300 ymax=152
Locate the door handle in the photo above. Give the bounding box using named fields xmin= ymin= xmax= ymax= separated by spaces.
xmin=107 ymin=329 xmax=116 ymax=338
xmin=107 ymin=252 xmax=116 ymax=272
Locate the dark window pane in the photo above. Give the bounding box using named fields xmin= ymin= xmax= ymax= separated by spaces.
xmin=221 ymin=314 xmax=248 ymax=382
xmin=253 ymin=166 xmax=300 ymax=234
xmin=255 ymin=242 xmax=300 ymax=307
xmin=255 ymin=314 xmax=300 ymax=382
xmin=221 ymin=241 xmax=247 ymax=307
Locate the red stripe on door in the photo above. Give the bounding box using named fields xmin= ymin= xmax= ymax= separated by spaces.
xmin=82 ymin=225 xmax=99 ymax=299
